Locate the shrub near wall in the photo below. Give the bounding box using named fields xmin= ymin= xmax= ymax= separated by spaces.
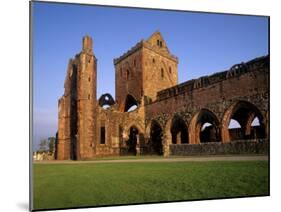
xmin=169 ymin=139 xmax=268 ymax=156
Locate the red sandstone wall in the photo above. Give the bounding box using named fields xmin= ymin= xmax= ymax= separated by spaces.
xmin=115 ymin=50 xmax=143 ymax=110
xmin=144 ymin=58 xmax=269 ymax=125
xmin=142 ymin=47 xmax=178 ymax=101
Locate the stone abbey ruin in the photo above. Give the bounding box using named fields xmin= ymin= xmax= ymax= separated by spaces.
xmin=56 ymin=31 xmax=269 ymax=160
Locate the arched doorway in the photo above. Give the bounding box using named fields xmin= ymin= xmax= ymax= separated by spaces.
xmin=222 ymin=101 xmax=266 ymax=142
xmin=150 ymin=120 xmax=163 ymax=155
xmin=126 ymin=126 xmax=139 ymax=155
xmin=171 ymin=115 xmax=189 ymax=144
xmin=188 ymin=109 xmax=221 ymax=144
xmin=197 ymin=109 xmax=221 ymax=143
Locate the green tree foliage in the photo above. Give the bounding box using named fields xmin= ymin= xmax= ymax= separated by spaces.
xmin=38 ymin=137 xmax=56 ymax=153
xmin=48 ymin=137 xmax=56 ymax=154
xmin=39 ymin=139 xmax=48 ymax=152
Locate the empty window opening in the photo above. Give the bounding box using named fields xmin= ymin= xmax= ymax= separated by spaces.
xmin=228 ymin=118 xmax=244 ymax=140
xmin=161 ymin=68 xmax=164 ymax=79
xmin=124 ymin=94 xmax=138 ymax=112
xmin=150 ymin=121 xmax=163 ymax=155
xmin=250 ymin=116 xmax=264 ymax=139
xmin=227 ymin=102 xmax=266 ymax=141
xmin=157 ymin=40 xmax=160 ymax=46
xmin=98 ymin=93 xmax=115 ymax=109
xmin=88 ymin=77 xmax=91 ymax=82
xmin=88 ymin=94 xmax=90 ymax=100
xmin=196 ymin=110 xmax=221 ymax=143
xmin=159 ymin=41 xmax=163 ymax=47
xmin=152 ymin=58 xmax=155 ymax=63
xmin=100 ymin=127 xmax=105 ymax=144
xmin=126 ymin=126 xmax=139 ymax=155
xmin=126 ymin=69 xmax=130 ymax=80
xmin=119 ymin=125 xmax=124 ymax=147
xmin=251 ymin=117 xmax=260 ymax=126
xmin=171 ymin=117 xmax=189 ymax=144
xmin=228 ymin=119 xmax=241 ymax=129
xmin=169 ymin=67 xmax=172 ymax=74
xmin=200 ymin=122 xmax=218 ymax=143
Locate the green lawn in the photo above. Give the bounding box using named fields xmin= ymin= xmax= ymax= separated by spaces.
xmin=33 ymin=160 xmax=269 ymax=210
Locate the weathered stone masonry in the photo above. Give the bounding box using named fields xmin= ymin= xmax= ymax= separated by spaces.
xmin=56 ymin=31 xmax=269 ymax=160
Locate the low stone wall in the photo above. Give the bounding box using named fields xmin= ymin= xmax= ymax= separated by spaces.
xmin=169 ymin=139 xmax=268 ymax=156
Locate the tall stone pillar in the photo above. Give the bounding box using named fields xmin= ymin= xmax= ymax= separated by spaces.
xmin=57 ymin=96 xmax=71 ymax=160
xmin=136 ymin=134 xmax=140 ymax=155
xmin=176 ymin=132 xmax=181 ymax=144
xmin=76 ymin=35 xmax=97 ymax=159
xmin=163 ymin=143 xmax=170 ymax=157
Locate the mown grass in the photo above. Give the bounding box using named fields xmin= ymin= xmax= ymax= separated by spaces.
xmin=33 ymin=160 xmax=269 ymax=210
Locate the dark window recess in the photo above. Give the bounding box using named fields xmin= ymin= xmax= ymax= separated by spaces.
xmin=157 ymin=40 xmax=160 ymax=46
xmin=88 ymin=77 xmax=91 ymax=82
xmin=152 ymin=58 xmax=155 ymax=63
xmin=161 ymin=68 xmax=164 ymax=79
xmin=169 ymin=67 xmax=172 ymax=73
xmin=126 ymin=69 xmax=130 ymax=79
xmin=88 ymin=94 xmax=90 ymax=100
xmin=100 ymin=127 xmax=105 ymax=144
xmin=160 ymin=41 xmax=163 ymax=48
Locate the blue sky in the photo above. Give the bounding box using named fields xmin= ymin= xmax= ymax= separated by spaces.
xmin=32 ymin=2 xmax=268 ymax=150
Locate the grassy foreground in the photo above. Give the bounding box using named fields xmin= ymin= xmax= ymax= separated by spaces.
xmin=33 ymin=160 xmax=268 ymax=210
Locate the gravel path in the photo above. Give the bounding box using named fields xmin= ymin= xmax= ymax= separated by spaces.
xmin=34 ymin=155 xmax=268 ymax=164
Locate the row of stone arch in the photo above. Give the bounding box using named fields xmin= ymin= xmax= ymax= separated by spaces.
xmin=164 ymin=100 xmax=266 ymax=144
xmin=125 ymin=100 xmax=266 ymax=155
xmin=175 ymin=101 xmax=265 ymax=143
